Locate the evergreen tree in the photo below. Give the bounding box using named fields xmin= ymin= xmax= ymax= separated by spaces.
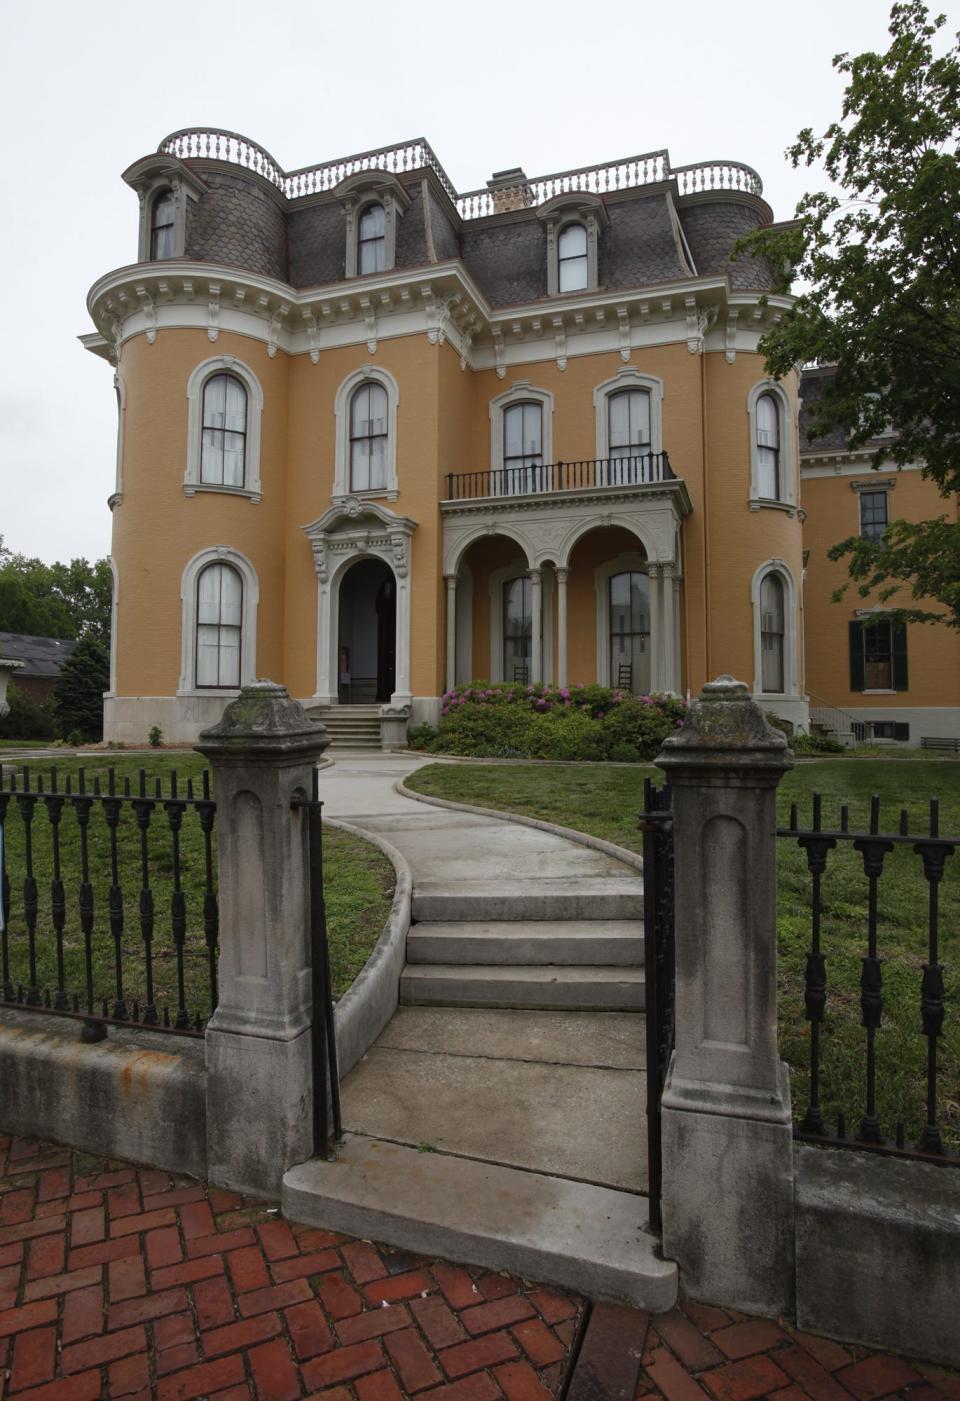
xmin=53 ymin=634 xmax=110 ymax=742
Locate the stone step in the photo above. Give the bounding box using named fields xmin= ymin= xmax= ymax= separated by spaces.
xmin=407 ymin=919 xmax=644 ymax=967
xmin=400 ymin=964 xmax=646 ymax=1011
xmin=283 ymin=1134 xmax=676 ymax=1310
xmin=412 ymin=878 xmax=643 ymax=923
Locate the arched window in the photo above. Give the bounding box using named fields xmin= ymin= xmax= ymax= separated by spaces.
xmin=557 ymin=223 xmax=588 ymax=292
xmin=195 ymin=563 xmax=243 ymax=688
xmin=503 ymin=576 xmax=532 ymax=683
xmin=608 ymin=388 xmax=652 ymax=484
xmin=609 ymin=571 xmax=651 ymax=694
xmin=349 ymin=382 xmax=389 ymax=492
xmin=200 ymin=374 xmax=247 ymax=488
xmin=150 ymin=191 xmax=176 ymax=260
xmin=358 ymin=203 xmax=386 ymax=274
xmin=759 ymin=573 xmax=785 ymax=693
xmin=503 ymin=401 xmax=543 ymax=494
xmin=755 ymin=393 xmax=781 ymax=500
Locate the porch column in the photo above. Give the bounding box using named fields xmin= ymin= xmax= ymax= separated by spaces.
xmin=312 ymin=575 xmax=336 ymax=706
xmin=661 ymin=563 xmax=679 ymax=693
xmin=648 ymin=564 xmax=664 ymax=691
xmin=556 ymin=567 xmax=569 ymax=688
xmin=445 ymin=574 xmax=458 ymax=692
xmin=392 ymin=542 xmax=413 ymax=707
xmin=529 ymin=569 xmax=543 ymax=684
xmin=656 ymin=677 xmax=795 ymax=1316
xmin=197 ymin=682 xmax=330 ymax=1199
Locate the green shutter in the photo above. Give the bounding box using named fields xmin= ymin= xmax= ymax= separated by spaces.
xmin=849 ymin=621 xmax=865 ymax=691
xmin=892 ymin=621 xmax=909 ymax=691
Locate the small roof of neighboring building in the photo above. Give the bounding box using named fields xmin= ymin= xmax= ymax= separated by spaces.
xmin=0 ymin=633 xmax=78 ymax=679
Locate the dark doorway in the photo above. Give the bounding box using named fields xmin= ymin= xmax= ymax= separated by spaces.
xmin=338 ymin=558 xmax=396 ymax=704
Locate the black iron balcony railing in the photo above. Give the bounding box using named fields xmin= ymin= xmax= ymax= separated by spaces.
xmin=444 ymin=452 xmax=676 ymax=502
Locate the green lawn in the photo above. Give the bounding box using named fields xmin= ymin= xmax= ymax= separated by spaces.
xmin=406 ymin=757 xmax=960 ymax=1151
xmin=0 ymin=755 xmax=393 ymax=1024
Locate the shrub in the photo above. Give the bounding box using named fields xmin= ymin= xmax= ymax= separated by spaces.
xmin=0 ymin=685 xmax=57 ymax=740
xmin=599 ymin=695 xmax=688 ymax=760
xmin=406 ymin=722 xmax=438 ymax=750
xmin=148 ymin=725 xmax=163 ymax=748
xmin=792 ymin=732 xmax=846 ymax=755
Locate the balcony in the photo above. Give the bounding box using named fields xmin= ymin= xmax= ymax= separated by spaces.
xmin=444 ymin=452 xmax=676 ymax=501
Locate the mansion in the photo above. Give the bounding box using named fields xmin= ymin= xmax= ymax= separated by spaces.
xmin=82 ymin=129 xmax=959 ymax=746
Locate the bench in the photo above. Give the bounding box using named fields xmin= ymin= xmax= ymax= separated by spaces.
xmin=920 ymin=736 xmax=960 ymax=752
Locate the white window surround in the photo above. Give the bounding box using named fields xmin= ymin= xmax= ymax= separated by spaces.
xmin=489 ymin=383 xmax=554 ymax=474
xmin=488 ymin=561 xmax=554 ymax=683
xmin=125 ymin=157 xmax=205 ymax=264
xmin=178 ymin=546 xmax=259 ymax=697
xmin=537 ymin=193 xmax=608 ymax=297
xmin=333 ymin=365 xmax=400 ymax=502
xmin=747 ymin=380 xmax=795 ymax=510
xmin=337 ymin=171 xmax=411 ymax=279
xmin=593 ymin=370 xmax=664 ymax=459
xmin=750 ymin=559 xmax=798 ymax=700
xmin=184 ymin=356 xmax=264 ymax=502
xmin=109 ymin=372 xmax=126 ymax=510
xmin=594 ymin=552 xmax=648 ymax=687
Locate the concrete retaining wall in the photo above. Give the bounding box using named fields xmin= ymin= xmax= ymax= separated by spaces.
xmin=795 ymin=1143 xmax=960 ymax=1368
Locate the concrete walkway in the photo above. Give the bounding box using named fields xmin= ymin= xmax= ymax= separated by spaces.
xmin=318 ymin=751 xmax=647 ymax=1194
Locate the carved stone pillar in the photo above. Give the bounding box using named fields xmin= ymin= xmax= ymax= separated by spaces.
xmin=661 ymin=563 xmax=679 ymax=694
xmin=529 ymin=570 xmax=543 ymax=685
xmin=656 ymin=677 xmax=795 ymax=1316
xmin=196 ymin=682 xmax=330 ymax=1199
xmin=556 ymin=568 xmax=569 ymax=689
xmin=445 ymin=574 xmax=458 ymax=693
xmin=647 ymin=564 xmax=663 ymax=691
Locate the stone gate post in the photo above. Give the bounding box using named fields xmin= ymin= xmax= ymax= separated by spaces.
xmin=656 ymin=676 xmax=795 ymax=1316
xmin=196 ymin=682 xmax=329 ymax=1199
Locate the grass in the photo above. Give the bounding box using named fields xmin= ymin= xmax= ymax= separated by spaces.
xmin=406 ymin=757 xmax=960 ymax=1151
xmin=0 ymin=755 xmax=393 ymax=1023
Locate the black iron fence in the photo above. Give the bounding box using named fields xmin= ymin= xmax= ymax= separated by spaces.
xmin=0 ymin=765 xmax=218 ymax=1038
xmin=780 ymin=793 xmax=958 ymax=1163
xmin=639 ymin=777 xmax=675 ymax=1230
xmin=444 ymin=452 xmax=675 ymax=501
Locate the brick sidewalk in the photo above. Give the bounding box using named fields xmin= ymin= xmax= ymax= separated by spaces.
xmin=1 ymin=1133 xmax=957 ymax=1401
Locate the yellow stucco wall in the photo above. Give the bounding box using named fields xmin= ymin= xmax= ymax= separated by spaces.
xmin=802 ymin=467 xmax=959 ymax=709
xmin=112 ymin=324 xmax=805 ymax=709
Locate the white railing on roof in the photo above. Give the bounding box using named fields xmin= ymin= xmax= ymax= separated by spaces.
xmin=157 ymin=129 xmax=763 ymax=215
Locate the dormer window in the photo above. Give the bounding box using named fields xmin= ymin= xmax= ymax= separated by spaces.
xmin=358 ymin=203 xmax=386 ymax=274
xmin=150 ymin=191 xmax=176 ymax=260
xmin=558 ymin=224 xmax=588 ymax=292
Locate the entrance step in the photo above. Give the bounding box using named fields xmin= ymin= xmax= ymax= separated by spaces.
xmin=283 ymin=1134 xmax=676 ymax=1309
xmin=412 ymin=878 xmax=643 ymax=923
xmin=307 ymin=705 xmax=383 ymax=750
xmin=400 ymin=963 xmax=645 ymax=1011
xmin=407 ymin=919 xmax=644 ymax=966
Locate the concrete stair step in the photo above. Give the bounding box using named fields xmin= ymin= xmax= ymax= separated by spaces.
xmin=412 ymin=878 xmax=643 ymax=923
xmin=400 ymin=964 xmax=645 ymax=1011
xmin=283 ymin=1134 xmax=676 ymax=1309
xmin=407 ymin=919 xmax=644 ymax=967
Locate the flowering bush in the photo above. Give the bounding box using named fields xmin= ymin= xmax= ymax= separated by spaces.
xmin=415 ymin=682 xmax=687 ymax=762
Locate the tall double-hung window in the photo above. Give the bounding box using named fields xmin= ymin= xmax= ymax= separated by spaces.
xmin=759 ymin=574 xmax=785 ymax=693
xmin=349 ymin=382 xmax=389 ymax=492
xmin=358 ymin=203 xmax=386 ymax=274
xmin=850 ymin=618 xmax=908 ymax=691
xmin=557 ymin=224 xmax=588 ymax=292
xmin=755 ymin=392 xmax=781 ymax=500
xmin=200 ymin=374 xmax=247 ymax=488
xmin=150 ymin=191 xmax=176 ymax=260
xmin=503 ymin=402 xmax=544 ymax=493
xmin=608 ymin=388 xmax=652 ymax=484
xmin=196 ymin=563 xmax=243 ymax=688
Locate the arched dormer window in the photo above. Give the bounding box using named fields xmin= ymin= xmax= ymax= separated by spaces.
xmin=201 ymin=374 xmax=247 ymax=488
xmin=557 ymin=223 xmax=588 ymax=292
xmin=150 ymin=190 xmax=176 ymax=260
xmin=358 ymin=203 xmax=386 ymax=275
xmin=349 ymin=381 xmax=389 ymax=492
xmin=184 ymin=357 xmax=264 ymax=502
xmin=747 ymin=381 xmax=795 ymax=509
xmin=196 ymin=563 xmax=243 ymax=688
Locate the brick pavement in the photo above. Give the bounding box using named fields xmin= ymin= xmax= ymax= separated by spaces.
xmin=1 ymin=1132 xmax=958 ymax=1401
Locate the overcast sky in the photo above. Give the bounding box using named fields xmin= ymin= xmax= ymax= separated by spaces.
xmin=0 ymin=0 xmax=910 ymax=565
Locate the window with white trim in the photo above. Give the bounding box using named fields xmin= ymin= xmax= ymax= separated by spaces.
xmin=150 ymin=190 xmax=176 ymax=260
xmin=593 ymin=371 xmax=664 ymax=473
xmin=756 ymin=393 xmax=781 ymax=500
xmin=747 ymin=382 xmax=793 ymax=507
xmin=349 ymin=382 xmax=389 ymax=492
xmin=184 ymin=357 xmax=263 ymax=502
xmin=503 ymin=575 xmax=533 ymax=682
xmin=201 ymin=374 xmax=248 ymax=488
xmin=196 ymin=563 xmax=243 ymax=688
xmin=759 ymin=573 xmax=785 ymax=693
xmin=358 ymin=203 xmax=386 ymax=275
xmin=503 ymin=402 xmax=544 ymax=493
xmin=609 ymin=571 xmax=650 ymax=694
xmin=557 ymin=223 xmax=588 ymax=292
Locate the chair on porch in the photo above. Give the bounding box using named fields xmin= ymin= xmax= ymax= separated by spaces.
xmin=514 ymin=662 xmax=530 ymax=685
xmin=617 ymin=663 xmax=633 ymax=692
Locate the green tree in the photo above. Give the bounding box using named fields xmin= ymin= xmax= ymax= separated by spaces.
xmin=740 ymin=2 xmax=960 ymax=624
xmin=0 ymin=537 xmax=112 ymax=640
xmin=53 ymin=634 xmax=110 ymax=743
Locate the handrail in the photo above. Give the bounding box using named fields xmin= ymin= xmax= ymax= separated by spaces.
xmin=808 ymin=691 xmax=874 ymax=743
xmin=156 ymin=129 xmax=763 ymax=216
xmin=444 ymin=453 xmax=676 ymax=501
